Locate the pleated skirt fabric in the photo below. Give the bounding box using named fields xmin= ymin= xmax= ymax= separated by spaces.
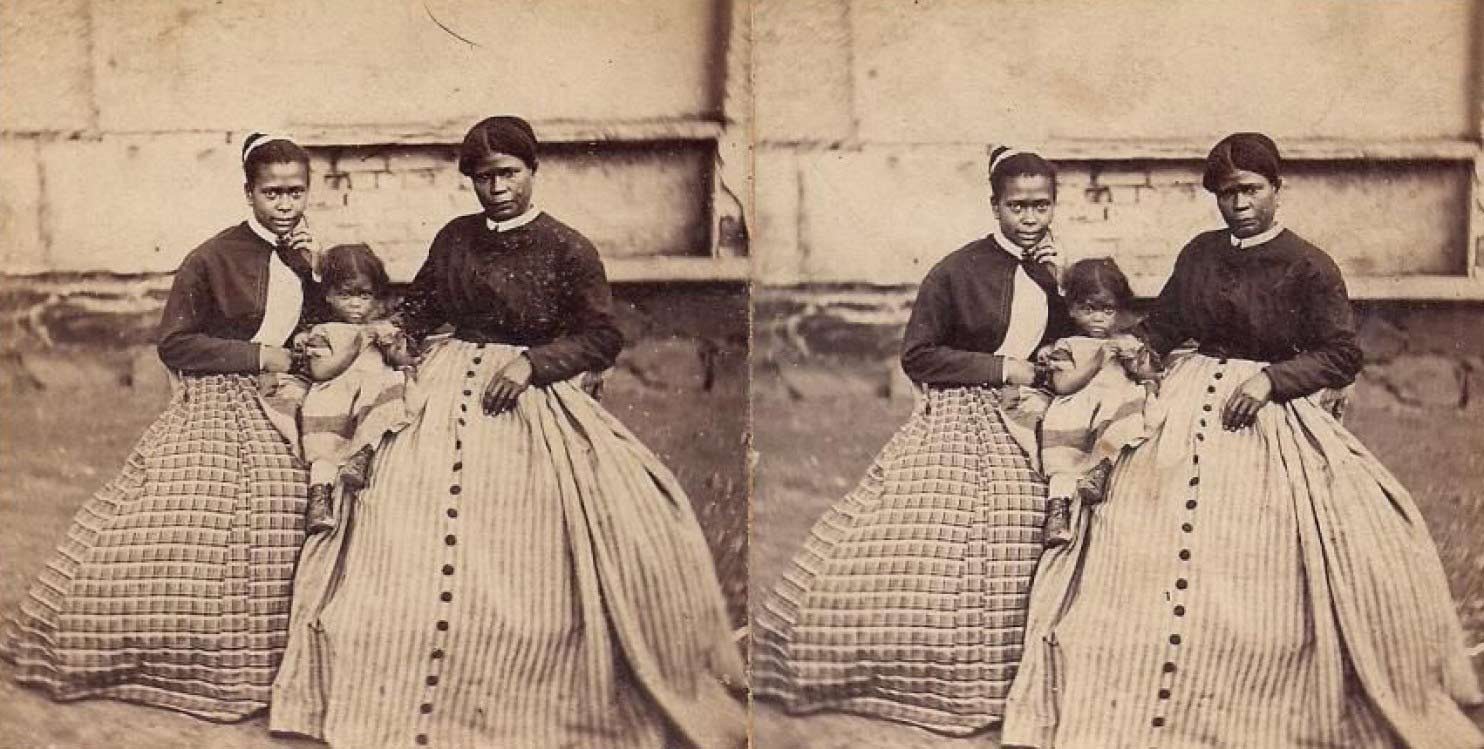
xmin=269 ymin=340 xmax=745 ymax=749
xmin=1003 ymin=354 xmax=1484 ymax=749
xmin=0 ymin=374 xmax=308 ymax=721
xmin=752 ymin=386 xmax=1049 ymax=735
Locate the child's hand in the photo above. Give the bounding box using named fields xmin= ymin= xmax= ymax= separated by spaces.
xmin=365 ymin=320 xmax=401 ymax=344
xmin=1107 ymin=334 xmax=1143 ymax=360
xmin=1002 ymin=358 xmax=1038 ymax=386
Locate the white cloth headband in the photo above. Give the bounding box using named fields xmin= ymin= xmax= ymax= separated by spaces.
xmin=989 ymin=146 xmax=1026 ymax=178
xmin=242 ymin=134 xmax=293 ymax=163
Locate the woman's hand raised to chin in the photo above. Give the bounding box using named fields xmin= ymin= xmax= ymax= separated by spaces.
xmin=284 ymin=223 xmax=321 ymax=272
xmin=483 ymin=354 xmax=534 ymax=416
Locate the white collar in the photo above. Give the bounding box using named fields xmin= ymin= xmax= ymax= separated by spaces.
xmin=990 ymin=226 xmax=1032 ymax=260
xmin=1231 ymin=222 xmax=1283 ymax=249
xmin=247 ymin=214 xmax=282 ymax=246
xmin=486 ymin=206 xmax=542 ymax=232
xmin=247 ymin=215 xmax=321 ymax=280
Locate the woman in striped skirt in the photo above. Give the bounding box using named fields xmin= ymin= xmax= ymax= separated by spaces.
xmin=752 ymin=148 xmax=1074 ymax=734
xmin=1003 ymin=133 xmax=1484 ymax=748
xmin=268 ymin=116 xmax=746 ymax=749
xmin=0 ymin=135 xmax=322 ymax=720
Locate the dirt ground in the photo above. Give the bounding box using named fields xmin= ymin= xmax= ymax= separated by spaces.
xmin=1 ymin=357 xmax=1481 ymax=748
xmin=0 ymin=351 xmax=747 ymax=749
xmin=748 ymin=377 xmax=1484 ymax=749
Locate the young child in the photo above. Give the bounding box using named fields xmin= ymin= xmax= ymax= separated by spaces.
xmin=277 ymin=243 xmax=421 ymax=533
xmin=1037 ymin=258 xmax=1160 ymax=547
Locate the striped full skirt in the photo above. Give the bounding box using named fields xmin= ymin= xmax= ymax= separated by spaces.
xmin=752 ymin=386 xmax=1049 ymax=735
xmin=268 ymin=340 xmax=745 ymax=749
xmin=1003 ymin=354 xmax=1484 ymax=749
xmin=0 ymin=374 xmax=308 ymax=721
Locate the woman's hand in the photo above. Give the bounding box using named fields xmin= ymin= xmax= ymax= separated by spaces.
xmin=261 ymin=345 xmax=294 ymax=373
xmin=1002 ymin=358 xmax=1038 ymax=386
xmin=1024 ymin=232 xmax=1060 ymax=266
xmin=1222 ymin=371 xmax=1273 ymax=430
xmin=483 ymin=354 xmax=534 ymax=416
xmin=284 ymin=223 xmax=321 ymax=271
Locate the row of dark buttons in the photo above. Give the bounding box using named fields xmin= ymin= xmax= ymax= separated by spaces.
xmin=1151 ymin=359 xmax=1227 ymax=734
xmin=415 ymin=346 xmax=485 ymax=746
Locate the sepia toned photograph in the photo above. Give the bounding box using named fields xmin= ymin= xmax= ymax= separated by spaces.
xmin=1 ymin=1 xmax=1482 ymax=748
xmin=0 ymin=1 xmax=749 ymax=747
xmin=747 ymin=1 xmax=1484 ymax=748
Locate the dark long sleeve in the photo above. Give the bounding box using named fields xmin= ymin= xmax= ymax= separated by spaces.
xmin=901 ymin=266 xmax=1006 ymax=386
xmin=157 ymin=253 xmax=263 ymax=374
xmin=1134 ymin=229 xmax=1361 ymax=402
xmin=1261 ymin=253 xmax=1361 ymax=400
xmin=900 ymin=239 xmax=1060 ymax=387
xmin=1135 ymin=248 xmax=1194 ymax=358
xmin=403 ymin=213 xmax=624 ymax=387
xmin=523 ymin=238 xmax=623 ymax=386
xmin=396 ymin=240 xmax=450 ymax=344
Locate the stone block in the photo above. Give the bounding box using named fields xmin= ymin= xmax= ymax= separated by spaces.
xmin=92 ymin=0 xmax=720 ymax=132
xmin=755 ymin=0 xmax=853 ymax=143
xmin=0 ymin=138 xmax=46 ymax=273
xmin=0 ymin=0 xmax=92 ymax=132
xmin=752 ymin=147 xmax=801 ymax=284
xmin=852 ymin=1 xmax=1473 ymax=143
xmin=797 ymin=145 xmax=992 ymax=284
xmin=41 ymin=135 xmax=244 ymax=273
xmin=1092 ymin=167 xmax=1152 ymax=188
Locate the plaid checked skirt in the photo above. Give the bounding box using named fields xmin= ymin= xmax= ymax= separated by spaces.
xmin=752 ymin=386 xmax=1049 ymax=735
xmin=0 ymin=374 xmax=307 ymax=721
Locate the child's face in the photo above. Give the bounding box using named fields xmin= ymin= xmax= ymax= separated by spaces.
xmin=326 ymin=279 xmax=378 ymax=324
xmin=245 ymin=161 xmax=309 ymax=237
xmin=1069 ymin=292 xmax=1119 ymax=338
xmin=992 ymin=174 xmax=1055 ymax=250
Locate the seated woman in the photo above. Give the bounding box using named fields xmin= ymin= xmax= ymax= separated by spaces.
xmin=0 ymin=134 xmax=320 ymax=721
xmin=269 ymin=116 xmax=745 ymax=749
xmin=1003 ymin=132 xmax=1483 ymax=749
xmin=752 ymin=148 xmax=1072 ymax=735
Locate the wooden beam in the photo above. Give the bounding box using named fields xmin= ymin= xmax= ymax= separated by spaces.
xmin=604 ymin=256 xmax=750 ymax=283
xmin=1000 ymin=138 xmax=1480 ymax=162
xmin=279 ymin=119 xmax=726 ymax=148
xmin=1129 ymin=273 xmax=1484 ymax=301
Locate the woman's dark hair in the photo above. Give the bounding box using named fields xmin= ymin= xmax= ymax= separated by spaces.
xmin=1062 ymin=257 xmax=1134 ymax=308
xmin=242 ymin=134 xmax=311 ymax=186
xmin=989 ymin=149 xmax=1058 ymax=202
xmin=458 ymin=116 xmax=539 ymax=175
xmin=320 ymin=243 xmax=391 ymax=297
xmin=1202 ymin=132 xmax=1281 ymax=193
